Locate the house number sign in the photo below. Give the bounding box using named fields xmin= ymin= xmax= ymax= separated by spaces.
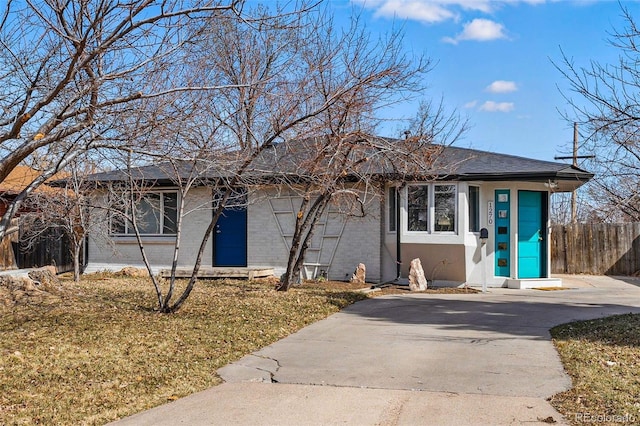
xmin=488 ymin=201 xmax=494 ymax=226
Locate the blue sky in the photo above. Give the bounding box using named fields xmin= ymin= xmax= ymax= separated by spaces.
xmin=329 ymin=0 xmax=640 ymax=162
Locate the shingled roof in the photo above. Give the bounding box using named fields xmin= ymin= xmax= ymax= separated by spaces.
xmin=82 ymin=142 xmax=593 ymax=192
xmin=433 ymin=146 xmax=592 ymax=188
xmin=0 ymin=166 xmax=69 ymax=195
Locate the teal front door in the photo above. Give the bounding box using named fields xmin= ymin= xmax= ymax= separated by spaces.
xmin=518 ymin=191 xmax=547 ymax=279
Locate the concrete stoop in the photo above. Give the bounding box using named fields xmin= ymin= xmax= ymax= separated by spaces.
xmin=506 ymin=278 xmax=562 ymax=289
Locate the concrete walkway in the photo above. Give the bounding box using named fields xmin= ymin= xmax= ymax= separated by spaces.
xmin=111 ymin=275 xmax=640 ymax=426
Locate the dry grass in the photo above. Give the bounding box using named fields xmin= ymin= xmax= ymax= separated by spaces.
xmin=550 ymin=314 xmax=640 ymax=425
xmin=0 ymin=275 xmax=368 ymax=425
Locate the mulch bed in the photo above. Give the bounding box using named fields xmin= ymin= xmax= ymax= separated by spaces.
xmin=297 ymin=280 xmax=480 ymax=295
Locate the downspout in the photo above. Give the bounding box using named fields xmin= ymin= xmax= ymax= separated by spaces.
xmin=396 ymin=185 xmax=402 ymax=280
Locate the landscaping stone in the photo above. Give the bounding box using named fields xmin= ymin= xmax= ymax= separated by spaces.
xmin=408 ymin=258 xmax=428 ymax=291
xmin=0 ymin=267 xmax=62 ymax=308
xmin=117 ymin=266 xmax=149 ymax=277
xmin=350 ymin=263 xmax=366 ymax=284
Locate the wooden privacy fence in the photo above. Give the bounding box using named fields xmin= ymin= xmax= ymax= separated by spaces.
xmin=12 ymin=228 xmax=80 ymax=274
xmin=551 ymin=223 xmax=640 ymax=276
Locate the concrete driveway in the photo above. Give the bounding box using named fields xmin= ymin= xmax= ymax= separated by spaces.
xmin=112 ymin=275 xmax=640 ymax=426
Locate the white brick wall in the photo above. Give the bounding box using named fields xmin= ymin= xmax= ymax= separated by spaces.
xmin=88 ymin=187 xmax=213 ymax=270
xmin=247 ymin=186 xmax=383 ymax=283
xmin=247 ymin=188 xmax=290 ymax=273
xmin=89 ymin=185 xmax=384 ymax=282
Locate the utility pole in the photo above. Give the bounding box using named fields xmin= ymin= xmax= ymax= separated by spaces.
xmin=554 ymin=123 xmax=595 ymax=223
xmin=571 ymin=123 xmax=579 ymax=223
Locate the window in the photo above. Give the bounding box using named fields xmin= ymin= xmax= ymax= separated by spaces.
xmin=434 ymin=185 xmax=456 ymax=232
xmin=388 ymin=186 xmax=397 ymax=232
xmin=468 ymin=186 xmax=480 ymax=232
xmin=111 ymin=191 xmax=178 ymax=235
xmin=408 ymin=185 xmax=429 ymax=231
xmin=406 ymin=183 xmax=458 ymax=233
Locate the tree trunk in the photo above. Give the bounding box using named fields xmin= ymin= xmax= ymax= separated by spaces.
xmin=73 ymin=242 xmax=82 ymax=283
xmin=277 ymin=194 xmax=329 ymax=291
xmin=290 ymin=199 xmax=329 ymax=286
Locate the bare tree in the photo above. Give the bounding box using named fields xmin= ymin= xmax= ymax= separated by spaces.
xmin=550 ymin=191 xmax=592 ymax=224
xmin=557 ymin=5 xmax=640 ymax=222
xmin=0 ymin=0 xmax=243 ymax=239
xmin=103 ymin=150 xmax=243 ymax=313
xmin=20 ymin=157 xmax=107 ymax=281
xmin=88 ymin=3 xmax=464 ymax=309
xmin=192 ymin=9 xmax=466 ymax=294
xmin=272 ymin=101 xmax=466 ymax=291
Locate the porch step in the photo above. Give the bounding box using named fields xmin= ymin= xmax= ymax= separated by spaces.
xmin=160 ymin=267 xmax=274 ymax=280
xmin=506 ymin=278 xmax=562 ymax=289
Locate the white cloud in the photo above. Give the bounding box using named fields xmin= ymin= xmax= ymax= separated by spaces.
xmin=486 ymin=80 xmax=518 ymax=93
xmin=463 ymin=100 xmax=478 ymax=109
xmin=443 ymin=18 xmax=507 ymax=44
xmin=371 ymin=0 xmax=458 ymax=23
xmin=352 ymin=1 xmax=494 ymax=23
xmin=352 ymin=1 xmax=544 ymax=24
xmin=479 ymin=101 xmax=515 ymax=112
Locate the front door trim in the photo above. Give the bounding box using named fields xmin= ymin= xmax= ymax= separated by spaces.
xmin=494 ymin=189 xmax=511 ymax=277
xmin=517 ymin=190 xmax=547 ymax=279
xmin=213 ymin=203 xmax=248 ymax=267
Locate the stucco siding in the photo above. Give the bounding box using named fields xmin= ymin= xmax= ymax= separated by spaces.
xmin=464 ymin=181 xmax=552 ymax=286
xmin=400 ymin=243 xmax=467 ymax=283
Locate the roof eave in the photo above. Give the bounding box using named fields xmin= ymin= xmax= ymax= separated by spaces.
xmin=455 ymin=171 xmax=593 ymax=192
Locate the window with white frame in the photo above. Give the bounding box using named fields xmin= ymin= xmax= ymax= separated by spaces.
xmin=468 ymin=186 xmax=480 ymax=232
xmin=111 ymin=191 xmax=178 ymax=235
xmin=406 ymin=183 xmax=457 ymax=233
xmin=388 ymin=186 xmax=397 ymax=232
xmin=434 ymin=184 xmax=456 ymax=232
xmin=407 ymin=185 xmax=429 ymax=231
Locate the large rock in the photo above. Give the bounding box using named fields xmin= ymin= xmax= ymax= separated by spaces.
xmin=350 ymin=263 xmax=366 ymax=285
xmin=117 ymin=267 xmax=149 ymax=278
xmin=0 ymin=268 xmax=62 ymax=308
xmin=28 ymin=266 xmax=60 ymax=289
xmin=408 ymin=258 xmax=428 ymax=291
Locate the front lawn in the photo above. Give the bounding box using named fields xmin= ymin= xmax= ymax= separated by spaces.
xmin=0 ymin=275 xmax=367 ymax=425
xmin=550 ymin=313 xmax=640 ymax=425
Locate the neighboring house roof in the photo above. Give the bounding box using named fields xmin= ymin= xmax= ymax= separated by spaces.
xmin=0 ymin=165 xmax=67 ymax=195
xmin=0 ymin=166 xmax=70 ymax=221
xmin=82 ymin=141 xmax=593 ymax=192
xmin=0 ymin=166 xmax=44 ymax=194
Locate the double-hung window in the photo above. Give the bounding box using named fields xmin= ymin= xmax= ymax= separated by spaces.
xmin=111 ymin=191 xmax=178 ymax=235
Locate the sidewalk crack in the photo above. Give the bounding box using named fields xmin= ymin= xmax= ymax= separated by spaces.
xmin=248 ymin=354 xmax=281 ymax=383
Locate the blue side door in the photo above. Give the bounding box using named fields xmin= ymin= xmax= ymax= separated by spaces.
xmin=214 ymin=207 xmax=247 ymax=267
xmin=518 ymin=191 xmax=546 ymax=279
